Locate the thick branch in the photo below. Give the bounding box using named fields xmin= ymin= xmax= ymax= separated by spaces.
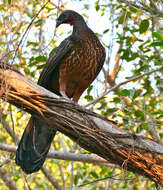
xmin=0 ymin=62 xmax=163 ymax=187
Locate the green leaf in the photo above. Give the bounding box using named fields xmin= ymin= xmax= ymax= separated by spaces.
xmin=136 ymin=123 xmax=147 ymax=133
xmin=117 ymin=89 xmax=130 ymax=96
xmin=27 ymin=41 xmax=38 ymax=47
xmin=91 ymin=171 xmax=98 ymax=178
xmin=29 ymin=56 xmax=47 ymax=66
xmin=151 ymin=41 xmax=163 ymax=47
xmin=96 ymin=4 xmax=100 ymax=11
xmin=8 ymin=0 xmax=11 ymax=4
xmin=74 ymin=175 xmax=78 ymax=185
xmin=35 ymin=55 xmax=47 ymax=62
xmin=139 ymin=19 xmax=149 ymax=34
xmin=10 ymin=153 xmax=15 ymax=159
xmin=112 ymin=97 xmax=121 ymax=103
xmin=152 ymin=32 xmax=163 ymax=41
xmin=129 ymin=7 xmax=137 ymax=13
xmin=34 ymin=19 xmax=43 ymax=27
xmin=84 ymin=86 xmax=93 ymax=101
xmin=135 ymin=110 xmax=145 ymax=121
xmin=103 ymin=29 xmax=109 ymax=34
xmin=159 ymin=133 xmax=163 ymax=138
xmin=106 ymin=108 xmax=117 ymax=114
xmin=2 ymin=114 xmax=7 ymax=120
xmin=139 ymin=123 xmax=148 ymax=130
xmin=87 ymin=85 xmax=93 ymax=94
xmin=118 ymin=14 xmax=125 ymax=24
xmin=84 ymin=94 xmax=93 ymax=101
xmin=37 ymin=64 xmax=45 ymax=70
xmin=95 ymin=0 xmax=100 ymax=11
xmin=133 ymin=89 xmax=142 ymax=98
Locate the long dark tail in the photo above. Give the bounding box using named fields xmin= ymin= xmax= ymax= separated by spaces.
xmin=16 ymin=116 xmax=56 ymax=174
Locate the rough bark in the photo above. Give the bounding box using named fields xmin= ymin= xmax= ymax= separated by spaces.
xmin=0 ymin=62 xmax=163 ymax=187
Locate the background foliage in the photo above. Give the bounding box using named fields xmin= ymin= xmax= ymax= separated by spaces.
xmin=0 ymin=0 xmax=163 ymax=189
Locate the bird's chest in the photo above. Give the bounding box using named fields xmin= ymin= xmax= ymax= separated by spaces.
xmin=60 ymin=38 xmax=102 ymax=81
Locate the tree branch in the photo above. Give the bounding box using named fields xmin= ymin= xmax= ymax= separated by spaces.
xmin=41 ymin=167 xmax=63 ymax=190
xmin=0 ymin=62 xmax=163 ymax=187
xmin=86 ymin=66 xmax=163 ymax=107
xmin=0 ymin=112 xmax=19 ymax=144
xmin=118 ymin=0 xmax=163 ymax=15
xmin=0 ymin=142 xmax=114 ymax=167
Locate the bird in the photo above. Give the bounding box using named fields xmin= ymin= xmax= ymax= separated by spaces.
xmin=15 ymin=10 xmax=106 ymax=174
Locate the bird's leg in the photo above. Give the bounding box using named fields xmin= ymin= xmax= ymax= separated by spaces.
xmin=73 ymin=80 xmax=93 ymax=102
xmin=59 ymin=75 xmax=70 ymax=99
xmin=73 ymin=85 xmax=87 ymax=102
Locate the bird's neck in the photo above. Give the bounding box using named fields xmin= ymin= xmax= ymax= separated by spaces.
xmin=72 ymin=21 xmax=90 ymax=37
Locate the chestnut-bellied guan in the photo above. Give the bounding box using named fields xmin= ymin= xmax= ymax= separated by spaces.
xmin=16 ymin=10 xmax=106 ymax=174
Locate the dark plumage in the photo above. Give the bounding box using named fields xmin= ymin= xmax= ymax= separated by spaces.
xmin=16 ymin=10 xmax=105 ymax=174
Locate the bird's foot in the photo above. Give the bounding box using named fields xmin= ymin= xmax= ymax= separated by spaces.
xmin=60 ymin=91 xmax=69 ymax=99
xmin=60 ymin=91 xmax=78 ymax=105
xmin=60 ymin=91 xmax=69 ymax=98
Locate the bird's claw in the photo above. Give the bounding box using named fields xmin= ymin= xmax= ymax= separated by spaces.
xmin=60 ymin=90 xmax=69 ymax=99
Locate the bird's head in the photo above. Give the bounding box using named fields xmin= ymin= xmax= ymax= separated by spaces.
xmin=56 ymin=10 xmax=84 ymax=28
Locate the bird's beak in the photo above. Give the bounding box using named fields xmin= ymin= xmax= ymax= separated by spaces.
xmin=56 ymin=20 xmax=62 ymax=28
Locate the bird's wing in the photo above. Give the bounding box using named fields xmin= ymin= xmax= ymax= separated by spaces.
xmin=92 ymin=50 xmax=106 ymax=82
xmin=38 ymin=37 xmax=74 ymax=86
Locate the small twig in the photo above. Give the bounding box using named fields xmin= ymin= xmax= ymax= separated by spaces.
xmin=118 ymin=0 xmax=163 ymax=15
xmin=12 ymin=0 xmax=50 ymax=63
xmin=41 ymin=167 xmax=63 ymax=190
xmin=78 ymin=174 xmax=134 ymax=187
xmin=0 ymin=167 xmax=18 ymax=190
xmin=58 ymin=134 xmax=68 ymax=152
xmin=0 ymin=112 xmax=19 ymax=144
xmin=109 ymin=11 xmax=127 ymax=82
xmin=85 ymin=66 xmax=163 ymax=107
xmin=9 ymin=105 xmax=15 ymax=137
xmin=23 ymin=176 xmax=32 ymax=190
xmin=0 ymin=157 xmax=11 ymax=167
xmin=42 ymin=0 xmax=61 ymax=51
xmin=70 ymin=162 xmax=74 ymax=190
xmin=57 ymin=161 xmax=66 ymax=190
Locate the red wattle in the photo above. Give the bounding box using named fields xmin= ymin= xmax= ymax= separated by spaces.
xmin=67 ymin=21 xmax=73 ymax=25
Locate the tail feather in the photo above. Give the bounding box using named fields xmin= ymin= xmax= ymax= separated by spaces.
xmin=16 ymin=116 xmax=56 ymax=174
